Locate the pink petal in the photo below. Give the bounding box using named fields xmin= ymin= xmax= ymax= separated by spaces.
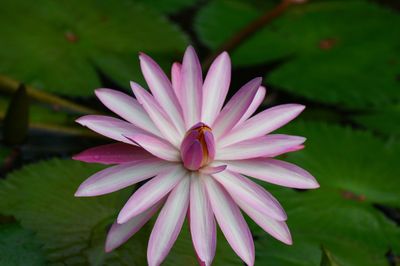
xmin=215 ymin=134 xmax=306 ymax=160
xmin=236 ymin=86 xmax=266 ymax=126
xmin=147 ymin=177 xmax=190 ymax=266
xmin=181 ymin=140 xmax=203 ymax=171
xmin=212 ymin=170 xmax=287 ymax=221
xmin=171 ymin=62 xmax=182 ymax=103
xmin=199 ymin=165 xmax=227 ymax=175
xmin=203 ymin=175 xmax=254 ymax=266
xmin=139 ymin=53 xmax=185 ymax=134
xmin=73 ymin=143 xmax=154 ymax=165
xmin=212 ymin=77 xmax=262 ymax=140
xmin=190 ymin=173 xmax=216 ymax=266
xmin=105 ymin=200 xmax=164 ymax=252
xmin=74 ymin=158 xmax=170 ymax=197
xmin=95 ymin=89 xmax=162 ymax=137
xmin=226 ymin=158 xmax=319 ymax=189
xmin=117 ymin=165 xmax=187 ymax=224
xmin=219 ymin=104 xmax=305 ymax=147
xmin=234 ymin=196 xmax=292 ymax=245
xmin=125 ymin=133 xmax=180 ymax=162
xmin=76 ymin=115 xmax=146 ymax=145
xmin=181 ymin=46 xmax=203 ymax=128
xmin=130 ymin=82 xmax=182 ymax=147
xmin=201 ymin=52 xmax=231 ymax=126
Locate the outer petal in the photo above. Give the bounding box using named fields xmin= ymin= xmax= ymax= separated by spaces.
xmin=181 ymin=46 xmax=202 ymax=128
xmin=212 ymin=170 xmax=287 ymax=221
xmin=190 ymin=173 xmax=216 ymax=266
xmin=171 ymin=62 xmax=182 ymax=103
xmin=95 ymin=89 xmax=162 ymax=137
xmin=131 ymin=82 xmax=181 ymax=147
xmin=236 ymin=86 xmax=266 ymax=126
xmin=139 ymin=53 xmax=185 ymax=135
xmin=234 ymin=196 xmax=292 ymax=245
xmin=147 ymin=177 xmax=190 ymax=266
xmin=76 ymin=115 xmax=146 ymax=145
xmin=105 ymin=200 xmax=164 ymax=252
xmin=125 ymin=133 xmax=180 ymax=162
xmin=74 ymin=158 xmax=169 ymax=197
xmin=201 ymin=52 xmax=231 ymax=126
xmin=203 ymin=175 xmax=254 ymax=266
xmin=117 ymin=165 xmax=186 ymax=224
xmin=219 ymin=104 xmax=305 ymax=147
xmin=225 ymin=158 xmax=319 ymax=189
xmin=73 ymin=143 xmax=153 ymax=165
xmin=199 ymin=165 xmax=227 ymax=175
xmin=212 ymin=77 xmax=261 ymax=140
xmin=215 ymin=134 xmax=306 ymax=160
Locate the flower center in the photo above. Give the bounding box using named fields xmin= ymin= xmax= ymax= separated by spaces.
xmin=180 ymin=122 xmax=216 ymax=171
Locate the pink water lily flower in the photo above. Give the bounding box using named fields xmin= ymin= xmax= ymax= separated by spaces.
xmin=74 ymin=46 xmax=319 ymax=266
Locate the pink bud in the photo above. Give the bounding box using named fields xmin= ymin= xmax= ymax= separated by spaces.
xmin=181 ymin=122 xmax=215 ymax=171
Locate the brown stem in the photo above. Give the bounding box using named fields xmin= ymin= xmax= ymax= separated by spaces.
xmin=202 ymin=0 xmax=296 ymax=68
xmin=0 ymin=74 xmax=98 ymax=114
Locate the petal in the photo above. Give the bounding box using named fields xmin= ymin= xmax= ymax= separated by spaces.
xmin=201 ymin=52 xmax=231 ymax=126
xmin=225 ymin=158 xmax=319 ymax=189
xmin=215 ymin=134 xmax=306 ymax=160
xmin=171 ymin=62 xmax=182 ymax=103
xmin=212 ymin=170 xmax=287 ymax=221
xmin=181 ymin=140 xmax=203 ymax=171
xmin=219 ymin=104 xmax=305 ymax=147
xmin=147 ymin=177 xmax=190 ymax=266
xmin=76 ymin=115 xmax=146 ymax=145
xmin=203 ymin=175 xmax=254 ymax=266
xmin=181 ymin=46 xmax=203 ymax=128
xmin=74 ymin=158 xmax=170 ymax=197
xmin=117 ymin=165 xmax=186 ymax=224
xmin=234 ymin=196 xmax=292 ymax=245
xmin=236 ymin=86 xmax=266 ymax=126
xmin=130 ymin=82 xmax=181 ymax=147
xmin=212 ymin=77 xmax=262 ymax=140
xmin=105 ymin=200 xmax=164 ymax=252
xmin=95 ymin=89 xmax=162 ymax=137
xmin=73 ymin=143 xmax=154 ymax=165
xmin=190 ymin=173 xmax=216 ymax=266
xmin=139 ymin=53 xmax=185 ymax=134
xmin=199 ymin=165 xmax=227 ymax=175
xmin=125 ymin=133 xmax=180 ymax=162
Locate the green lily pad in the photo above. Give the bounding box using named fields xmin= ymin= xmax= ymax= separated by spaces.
xmin=0 ymin=0 xmax=187 ymax=97
xmin=195 ymin=0 xmax=400 ymax=108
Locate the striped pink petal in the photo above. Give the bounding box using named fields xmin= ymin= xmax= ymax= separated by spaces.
xmin=130 ymin=81 xmax=182 ymax=147
xmin=139 ymin=53 xmax=185 ymax=134
xmin=125 ymin=133 xmax=180 ymax=162
xmin=76 ymin=115 xmax=146 ymax=145
xmin=212 ymin=77 xmax=261 ymax=140
xmin=219 ymin=104 xmax=305 ymax=147
xmin=181 ymin=46 xmax=203 ymax=128
xmin=226 ymin=158 xmax=319 ymax=189
xmin=95 ymin=89 xmax=162 ymax=137
xmin=190 ymin=173 xmax=216 ymax=266
xmin=212 ymin=170 xmax=286 ymax=221
xmin=203 ymin=175 xmax=254 ymax=266
xmin=117 ymin=165 xmax=186 ymax=224
xmin=199 ymin=165 xmax=227 ymax=175
xmin=73 ymin=143 xmax=153 ymax=165
xmin=171 ymin=62 xmax=182 ymax=103
xmin=234 ymin=196 xmax=292 ymax=245
xmin=105 ymin=200 xmax=164 ymax=252
xmin=236 ymin=86 xmax=266 ymax=126
xmin=74 ymin=158 xmax=169 ymax=197
xmin=201 ymin=52 xmax=231 ymax=126
xmin=215 ymin=134 xmax=306 ymax=160
xmin=147 ymin=177 xmax=190 ymax=266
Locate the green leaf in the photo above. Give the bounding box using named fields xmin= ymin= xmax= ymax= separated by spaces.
xmin=320 ymin=246 xmax=340 ymax=266
xmin=137 ymin=0 xmax=197 ymax=14
xmin=195 ymin=0 xmax=400 ymax=108
xmin=0 ymin=223 xmax=46 ymax=266
xmin=351 ymin=107 xmax=400 ymax=137
xmin=0 ymin=0 xmax=187 ymax=97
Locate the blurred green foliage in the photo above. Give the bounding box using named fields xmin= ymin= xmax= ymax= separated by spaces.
xmin=0 ymin=0 xmax=399 ymax=265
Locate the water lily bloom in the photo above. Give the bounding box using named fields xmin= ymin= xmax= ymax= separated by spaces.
xmin=74 ymin=46 xmax=319 ymax=266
